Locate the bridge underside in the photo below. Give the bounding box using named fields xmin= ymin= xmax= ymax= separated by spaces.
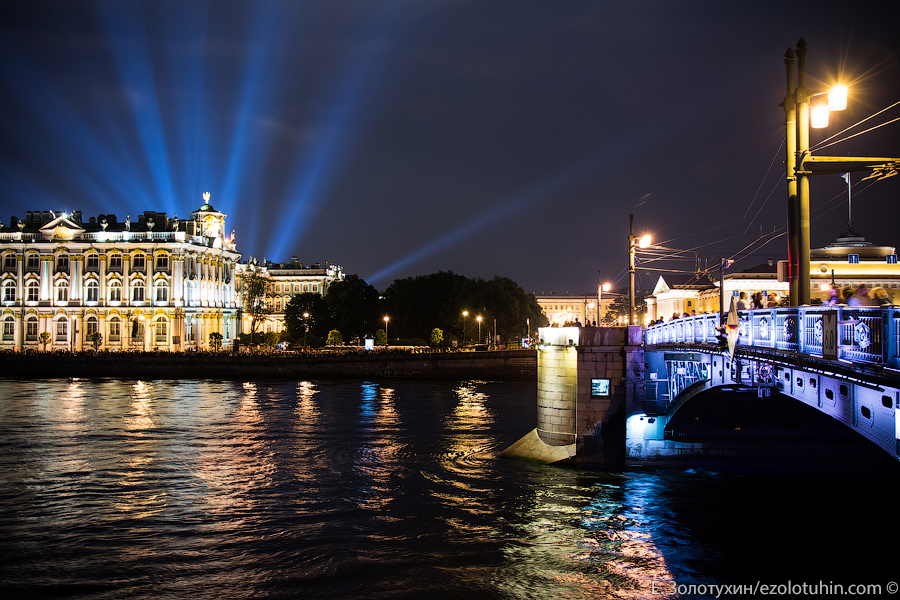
xmin=631 ymin=386 xmax=900 ymax=473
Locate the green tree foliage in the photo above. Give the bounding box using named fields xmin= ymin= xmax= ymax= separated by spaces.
xmin=324 ymin=274 xmax=382 ymax=343
xmin=430 ymin=327 xmax=443 ymax=348
xmin=241 ymin=265 xmax=272 ymax=336
xmin=375 ymin=329 xmax=387 ymax=346
xmin=381 ymin=271 xmax=547 ymax=344
xmin=262 ymin=331 xmax=279 ymax=347
xmin=39 ymin=331 xmax=51 ymax=351
xmin=284 ymin=292 xmax=332 ymax=341
xmin=326 ymin=329 xmax=343 ymax=346
xmin=209 ymin=332 xmax=223 ymax=351
xmin=87 ymin=331 xmax=103 ymax=349
xmin=602 ymin=290 xmax=647 ymax=325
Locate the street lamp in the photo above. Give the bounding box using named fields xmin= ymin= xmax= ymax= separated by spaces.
xmin=303 ymin=312 xmax=309 ymax=347
xmin=71 ymin=314 xmax=77 ymax=352
xmin=628 ymin=214 xmax=650 ymax=326
xmin=476 ymin=315 xmax=482 ymax=344
xmin=383 ymin=316 xmax=389 ymax=346
xmin=597 ymin=275 xmax=611 ymax=325
xmin=783 ymin=39 xmax=847 ymax=306
xmin=462 ymin=311 xmax=468 ymax=346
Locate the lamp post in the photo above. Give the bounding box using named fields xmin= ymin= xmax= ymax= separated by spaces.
xmin=476 ymin=315 xmax=482 ymax=345
xmin=303 ymin=312 xmax=309 ymax=348
xmin=383 ymin=316 xmax=389 ymax=346
xmin=783 ymin=39 xmax=849 ymax=306
xmin=71 ymin=314 xmax=77 ymax=352
xmin=462 ymin=311 xmax=468 ymax=346
xmin=628 ymin=215 xmax=650 ymax=326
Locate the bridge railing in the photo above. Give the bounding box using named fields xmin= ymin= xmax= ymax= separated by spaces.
xmin=646 ymin=306 xmax=900 ymax=368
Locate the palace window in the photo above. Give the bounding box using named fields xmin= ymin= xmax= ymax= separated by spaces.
xmin=155 ymin=280 xmax=169 ymax=303
xmin=27 ymin=281 xmax=39 ymax=303
xmin=26 ymin=317 xmax=37 ymax=340
xmin=86 ymin=280 xmax=100 ymax=303
xmin=57 ymin=283 xmax=68 ymax=302
xmin=155 ymin=318 xmax=167 ymax=343
xmin=132 ymin=254 xmax=145 ymax=271
xmin=109 ymin=254 xmax=122 ymax=271
xmin=86 ymin=254 xmax=99 ymax=271
xmin=108 ymin=280 xmax=122 ymax=303
xmin=132 ymin=280 xmax=145 ymax=303
xmin=56 ymin=319 xmax=67 ymax=341
xmin=3 ymin=254 xmax=15 ymax=272
xmin=2 ymin=316 xmax=13 ymax=340
xmin=57 ymin=254 xmax=69 ymax=272
xmin=3 ymin=280 xmax=15 ymax=303
xmin=87 ymin=316 xmax=98 ymax=336
xmin=156 ymin=254 xmax=169 ymax=270
xmin=26 ymin=254 xmax=40 ymax=271
xmin=109 ymin=317 xmax=121 ymax=341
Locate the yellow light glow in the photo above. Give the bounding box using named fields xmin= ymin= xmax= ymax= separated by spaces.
xmin=602 ymin=283 xmax=611 ymax=292
xmin=820 ymin=283 xmax=830 ymax=292
xmin=828 ymin=85 xmax=848 ymax=111
xmin=810 ymin=102 xmax=830 ymax=128
xmin=639 ymin=235 xmax=651 ymax=248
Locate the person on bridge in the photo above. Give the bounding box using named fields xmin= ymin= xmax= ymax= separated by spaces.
xmin=848 ymin=284 xmax=876 ymax=307
xmin=736 ymin=291 xmax=750 ymax=310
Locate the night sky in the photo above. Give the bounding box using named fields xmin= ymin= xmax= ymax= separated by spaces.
xmin=2 ymin=1 xmax=898 ymax=294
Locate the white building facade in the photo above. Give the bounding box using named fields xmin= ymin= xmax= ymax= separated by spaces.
xmin=0 ymin=197 xmax=241 ymax=352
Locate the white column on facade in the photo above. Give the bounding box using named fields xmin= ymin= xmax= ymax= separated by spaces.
xmin=40 ymin=257 xmax=52 ymax=301
xmin=70 ymin=254 xmax=82 ymax=300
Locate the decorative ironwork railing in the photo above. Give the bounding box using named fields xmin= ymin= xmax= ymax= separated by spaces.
xmin=646 ymin=306 xmax=900 ymax=369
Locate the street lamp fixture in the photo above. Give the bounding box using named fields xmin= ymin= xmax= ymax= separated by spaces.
xmin=628 ymin=214 xmax=650 ymax=326
xmin=462 ymin=311 xmax=468 ymax=345
xmin=383 ymin=316 xmax=389 ymax=346
xmin=476 ymin=315 xmax=482 ymax=344
xmin=303 ymin=312 xmax=310 ymax=347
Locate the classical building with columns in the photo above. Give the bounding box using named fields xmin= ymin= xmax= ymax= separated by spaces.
xmin=0 ymin=195 xmax=241 ymax=352
xmin=235 ymin=258 xmax=343 ymax=338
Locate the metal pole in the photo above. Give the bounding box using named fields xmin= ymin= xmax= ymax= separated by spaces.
xmin=719 ymin=259 xmax=726 ymax=325
xmin=796 ymin=39 xmax=811 ymax=305
xmin=783 ymin=46 xmax=799 ymax=306
xmin=628 ymin=214 xmax=635 ymax=326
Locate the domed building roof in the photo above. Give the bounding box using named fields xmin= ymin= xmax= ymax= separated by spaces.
xmin=811 ymin=225 xmax=895 ymax=260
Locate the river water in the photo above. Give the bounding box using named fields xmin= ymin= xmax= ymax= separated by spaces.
xmin=0 ymin=378 xmax=897 ymax=599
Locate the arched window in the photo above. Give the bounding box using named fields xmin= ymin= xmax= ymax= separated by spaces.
xmin=3 ymin=280 xmax=15 ymax=303
xmin=109 ymin=316 xmax=121 ymax=341
xmin=85 ymin=280 xmax=100 ymax=303
xmin=26 ymin=316 xmax=37 ymax=340
xmin=155 ymin=280 xmax=169 ymax=303
xmin=132 ymin=279 xmax=145 ymax=303
xmin=108 ymin=280 xmax=122 ymax=303
xmin=55 ymin=318 xmax=68 ymax=341
xmin=155 ymin=317 xmax=167 ymax=343
xmin=2 ymin=316 xmax=13 ymax=340
xmin=86 ymin=316 xmax=98 ymax=336
xmin=56 ymin=280 xmax=68 ymax=302
xmin=27 ymin=280 xmax=39 ymax=303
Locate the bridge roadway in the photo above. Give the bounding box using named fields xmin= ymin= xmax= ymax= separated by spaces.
xmin=643 ymin=306 xmax=900 ymax=463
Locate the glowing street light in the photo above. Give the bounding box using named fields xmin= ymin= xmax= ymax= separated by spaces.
xmin=383 ymin=316 xmax=389 ymax=346
xmin=462 ymin=310 xmax=468 ymax=346
xmin=628 ymin=214 xmax=649 ymax=326
xmin=303 ymin=312 xmax=310 ymax=347
xmin=476 ymin=315 xmax=482 ymax=344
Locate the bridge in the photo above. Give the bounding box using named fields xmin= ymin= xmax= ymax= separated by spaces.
xmin=642 ymin=306 xmax=900 ymax=464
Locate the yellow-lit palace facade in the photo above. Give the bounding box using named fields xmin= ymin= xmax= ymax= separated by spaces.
xmin=0 ymin=196 xmax=241 ymax=352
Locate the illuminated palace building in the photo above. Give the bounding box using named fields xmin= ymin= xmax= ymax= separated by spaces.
xmin=236 ymin=258 xmax=343 ymax=337
xmin=0 ymin=196 xmax=241 ymax=352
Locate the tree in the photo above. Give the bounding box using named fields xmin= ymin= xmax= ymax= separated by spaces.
xmin=87 ymin=331 xmax=103 ymax=350
xmin=262 ymin=331 xmax=279 ymax=348
xmin=603 ymin=290 xmax=646 ymax=325
xmin=430 ymin=327 xmax=444 ymax=348
xmin=375 ymin=329 xmax=386 ymax=346
xmin=209 ymin=332 xmax=223 ymax=351
xmin=241 ymin=264 xmax=272 ymax=338
xmin=325 ymin=275 xmax=382 ymax=343
xmin=284 ymin=292 xmax=332 ymax=341
xmin=326 ymin=329 xmax=343 ymax=346
xmin=39 ymin=331 xmax=51 ymax=351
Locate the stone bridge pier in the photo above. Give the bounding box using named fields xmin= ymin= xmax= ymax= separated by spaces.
xmin=501 ymin=326 xmax=644 ymax=469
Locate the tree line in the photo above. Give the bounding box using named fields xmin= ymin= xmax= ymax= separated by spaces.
xmin=244 ymin=270 xmax=548 ymax=348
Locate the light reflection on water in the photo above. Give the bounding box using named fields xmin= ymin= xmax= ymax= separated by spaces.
xmin=0 ymin=378 xmax=894 ymax=599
